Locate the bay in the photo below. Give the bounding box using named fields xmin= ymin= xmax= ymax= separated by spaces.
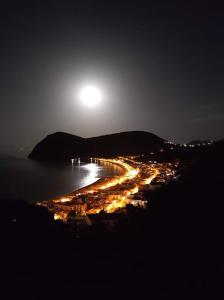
xmin=0 ymin=157 xmax=123 ymax=203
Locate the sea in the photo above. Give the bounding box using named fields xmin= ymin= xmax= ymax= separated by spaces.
xmin=0 ymin=157 xmax=123 ymax=203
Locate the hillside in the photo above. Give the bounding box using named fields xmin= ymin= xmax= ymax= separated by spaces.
xmin=28 ymin=131 xmax=165 ymax=161
xmin=187 ymin=139 xmax=224 ymax=183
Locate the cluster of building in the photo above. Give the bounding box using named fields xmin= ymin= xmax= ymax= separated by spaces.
xmin=38 ymin=157 xmax=177 ymax=224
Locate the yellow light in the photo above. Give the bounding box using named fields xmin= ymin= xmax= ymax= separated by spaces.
xmin=60 ymin=197 xmax=70 ymax=203
xmin=42 ymin=156 xmax=167 ymax=216
xmin=54 ymin=213 xmax=63 ymax=220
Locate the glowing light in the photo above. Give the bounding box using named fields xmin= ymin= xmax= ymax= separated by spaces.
xmin=60 ymin=197 xmax=70 ymax=203
xmin=80 ymin=85 xmax=102 ymax=107
xmin=41 ymin=157 xmax=177 ymax=218
xmin=81 ymin=163 xmax=99 ymax=186
xmin=54 ymin=213 xmax=63 ymax=220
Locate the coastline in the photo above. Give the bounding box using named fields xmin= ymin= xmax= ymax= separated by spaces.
xmin=44 ymin=159 xmax=127 ymax=203
xmin=39 ymin=157 xmax=174 ymax=218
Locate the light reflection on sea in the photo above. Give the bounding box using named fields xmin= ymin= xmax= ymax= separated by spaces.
xmin=0 ymin=158 xmax=123 ymax=203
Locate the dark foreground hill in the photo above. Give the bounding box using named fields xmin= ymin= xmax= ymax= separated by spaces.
xmin=28 ymin=131 xmax=165 ymax=161
xmin=184 ymin=139 xmax=224 ymax=182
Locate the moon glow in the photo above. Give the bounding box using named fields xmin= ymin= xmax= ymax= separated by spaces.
xmin=79 ymin=85 xmax=102 ymax=107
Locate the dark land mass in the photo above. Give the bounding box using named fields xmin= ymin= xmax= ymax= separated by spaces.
xmin=187 ymin=139 xmax=213 ymax=145
xmin=188 ymin=139 xmax=224 ymax=181
xmin=2 ymin=139 xmax=224 ymax=299
xmin=28 ymin=131 xmax=165 ymax=161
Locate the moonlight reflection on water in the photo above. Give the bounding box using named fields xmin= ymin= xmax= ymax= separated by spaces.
xmin=0 ymin=158 xmax=123 ymax=203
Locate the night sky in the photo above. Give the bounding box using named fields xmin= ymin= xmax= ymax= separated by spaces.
xmin=0 ymin=1 xmax=224 ymax=155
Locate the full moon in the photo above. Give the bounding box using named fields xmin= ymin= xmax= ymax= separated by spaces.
xmin=79 ymin=85 xmax=102 ymax=107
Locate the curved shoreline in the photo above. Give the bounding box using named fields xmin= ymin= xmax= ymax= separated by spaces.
xmin=38 ymin=157 xmax=174 ymax=218
xmin=49 ymin=160 xmax=127 ymax=202
xmin=68 ymin=160 xmax=127 ymax=196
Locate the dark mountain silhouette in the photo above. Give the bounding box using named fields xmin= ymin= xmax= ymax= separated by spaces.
xmin=28 ymin=131 xmax=165 ymax=161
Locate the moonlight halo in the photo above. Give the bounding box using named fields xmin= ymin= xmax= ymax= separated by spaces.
xmin=79 ymin=85 xmax=102 ymax=107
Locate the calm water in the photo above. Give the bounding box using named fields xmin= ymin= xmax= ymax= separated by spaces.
xmin=0 ymin=158 xmax=123 ymax=203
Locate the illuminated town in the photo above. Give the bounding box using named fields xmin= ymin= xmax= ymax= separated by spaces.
xmin=38 ymin=156 xmax=178 ymax=223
